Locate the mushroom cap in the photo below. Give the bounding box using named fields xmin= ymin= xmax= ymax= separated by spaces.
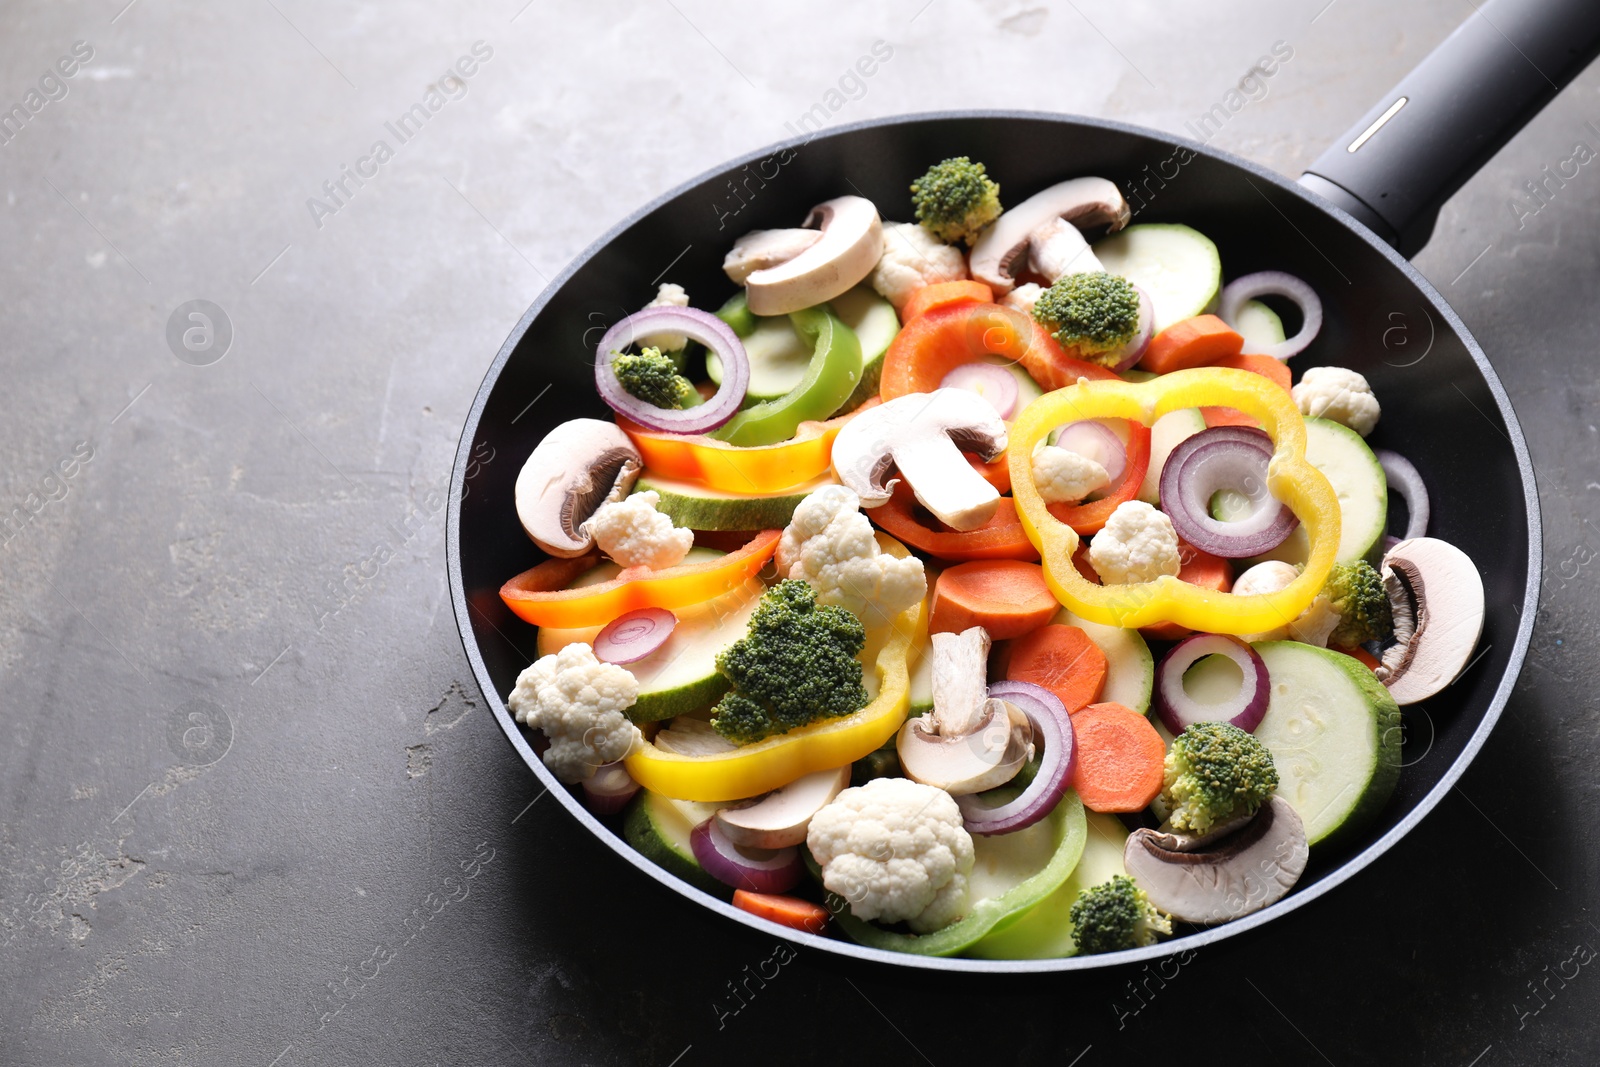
xmin=714 ymin=765 xmax=850 ymax=849
xmin=969 ymin=177 xmax=1130 ymax=295
xmin=745 ymin=196 xmax=884 ymax=316
xmin=830 ymin=388 xmax=1007 ymax=531
xmin=1123 ymin=795 xmax=1309 ymax=924
xmin=722 ymin=228 xmax=824 ymax=286
xmin=1375 ymin=536 xmax=1486 ymax=705
xmin=514 ymin=419 xmax=643 ymax=557
xmin=898 ymin=697 xmax=1034 ymax=796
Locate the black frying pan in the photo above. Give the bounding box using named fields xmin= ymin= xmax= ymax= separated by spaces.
xmin=448 ymin=0 xmax=1600 ymax=972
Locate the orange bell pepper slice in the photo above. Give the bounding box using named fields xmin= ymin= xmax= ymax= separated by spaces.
xmin=901 ymin=280 xmax=994 ymax=322
xmin=500 ymin=529 xmax=780 ymax=628
xmin=869 ymin=484 xmax=1040 ymax=562
xmin=879 ymin=302 xmax=1117 ymax=402
xmin=615 ymin=399 xmax=878 ymax=495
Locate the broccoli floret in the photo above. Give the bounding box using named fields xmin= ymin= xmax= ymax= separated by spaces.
xmin=1161 ymin=721 xmax=1279 ymax=835
xmin=710 ymin=580 xmax=869 ymax=744
xmin=611 ymin=347 xmax=696 ymax=410
xmin=1031 ymin=271 xmax=1143 ymax=366
xmin=1324 ymin=559 xmax=1393 ymax=647
xmin=910 ymin=157 xmax=1002 ymax=245
xmin=1069 ymin=875 xmax=1173 ymax=955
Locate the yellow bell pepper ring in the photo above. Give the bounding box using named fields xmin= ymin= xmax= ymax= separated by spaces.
xmin=624 ymin=536 xmax=927 ymax=802
xmin=1008 ymin=368 xmax=1341 ymax=635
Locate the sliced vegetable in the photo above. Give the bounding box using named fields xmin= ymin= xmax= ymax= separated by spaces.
xmin=1135 ymin=407 xmax=1208 ymax=505
xmin=1051 ymin=420 xmax=1127 ymax=487
xmin=1137 ymin=314 xmax=1244 ymax=375
xmin=581 ymin=761 xmax=641 ymax=815
xmin=899 ymin=695 xmax=1032 ymax=796
xmin=1376 ymin=449 xmax=1430 ymax=542
xmin=1241 ymin=417 xmax=1388 ymax=566
xmin=1155 ymin=634 xmax=1269 ymax=734
xmin=744 ymin=195 xmax=883 ymax=315
xmin=623 ymin=790 xmax=726 ymax=895
xmin=941 ymin=361 xmax=1020 ymax=418
xmin=1219 ymin=271 xmax=1323 ymax=361
xmin=1092 ymin=223 xmax=1222 ymax=333
xmin=501 ymin=528 xmax=779 ymax=629
xmin=969 ymin=177 xmax=1130 ymax=294
xmin=1003 ymin=624 xmax=1107 ymax=713
xmin=690 ymin=817 xmax=803 ymax=893
xmin=1139 ymin=541 xmax=1234 ymax=642
xmin=1045 ymin=418 xmax=1151 ymax=535
xmin=1124 ymin=794 xmax=1308 ymax=922
xmin=515 ymin=419 xmax=643 ymax=558
xmin=1055 ymin=608 xmax=1153 ymax=716
xmin=636 ymin=470 xmax=836 ymax=532
xmin=832 ymin=286 xmax=901 ymax=411
xmin=956 ymin=681 xmax=1076 ymax=835
xmin=713 ymin=306 xmax=862 ymax=446
xmin=715 ymin=766 xmax=849 ymax=849
xmin=1159 ymin=426 xmax=1298 ymax=558
xmin=1376 ymin=537 xmax=1486 ymax=705
xmin=1068 ymin=702 xmax=1165 ymax=813
xmin=593 ymin=607 xmax=676 ymax=664
xmin=596 ymin=308 xmax=749 ymax=433
xmin=931 ymin=559 xmax=1059 ymax=639
xmin=903 ymin=279 xmax=994 ymax=321
xmin=732 ymin=890 xmax=830 ymax=934
xmin=870 ymin=485 xmax=1040 ymax=562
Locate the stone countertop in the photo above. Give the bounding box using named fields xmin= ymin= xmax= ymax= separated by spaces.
xmin=2 ymin=1 xmax=1597 ymax=1064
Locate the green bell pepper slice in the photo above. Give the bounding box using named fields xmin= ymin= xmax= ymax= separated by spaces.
xmin=711 ymin=305 xmax=861 ymax=447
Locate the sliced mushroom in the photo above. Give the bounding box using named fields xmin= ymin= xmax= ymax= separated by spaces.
xmin=1026 ymin=216 xmax=1105 ymax=284
xmin=831 ymin=388 xmax=1008 ymax=531
xmin=1123 ymin=795 xmax=1309 ymax=923
xmin=722 ymin=228 xmax=824 ymax=286
xmin=745 ymin=196 xmax=884 ymax=316
xmin=969 ymin=177 xmax=1130 ymax=295
xmin=929 ymin=627 xmax=991 ymax=736
xmin=714 ymin=765 xmax=850 ymax=849
xmin=1374 ymin=536 xmax=1486 ymax=705
xmin=514 ymin=419 xmax=642 ymax=557
xmin=898 ymin=696 xmax=1032 ymax=795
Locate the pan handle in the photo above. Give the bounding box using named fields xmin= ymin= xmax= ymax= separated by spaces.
xmin=1299 ymin=0 xmax=1600 ymax=256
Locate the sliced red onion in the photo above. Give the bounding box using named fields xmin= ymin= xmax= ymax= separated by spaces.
xmin=690 ymin=817 xmax=802 ymax=892
xmin=1159 ymin=426 xmax=1298 ymax=558
xmin=581 ymin=761 xmax=640 ymax=815
xmin=594 ymin=607 xmax=676 ymax=664
xmin=1052 ymin=419 xmax=1127 ymax=486
xmin=595 ymin=307 xmax=748 ymax=433
xmin=1375 ymin=448 xmax=1429 ymax=542
xmin=941 ymin=362 xmax=1020 ymax=419
xmin=1219 ymin=271 xmax=1323 ymax=361
xmin=956 ymin=681 xmax=1076 ymax=836
xmin=1108 ymin=285 xmax=1155 ymax=373
xmin=1155 ymin=634 xmax=1270 ymax=735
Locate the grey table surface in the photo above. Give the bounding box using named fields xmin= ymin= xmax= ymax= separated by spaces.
xmin=3 ymin=1 xmax=1598 ymax=1064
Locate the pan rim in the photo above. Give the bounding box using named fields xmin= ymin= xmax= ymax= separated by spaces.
xmin=446 ymin=108 xmax=1542 ymax=973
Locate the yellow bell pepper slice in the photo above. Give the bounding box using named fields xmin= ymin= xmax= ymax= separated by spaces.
xmin=500 ymin=529 xmax=780 ymax=628
xmin=615 ymin=398 xmax=879 ymax=495
xmin=1008 ymin=368 xmax=1340 ymax=635
xmin=624 ymin=535 xmax=926 ymax=802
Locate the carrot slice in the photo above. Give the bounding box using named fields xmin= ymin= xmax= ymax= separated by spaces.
xmin=902 ymin=280 xmax=994 ymax=322
xmin=930 ymin=559 xmax=1058 ymax=638
xmin=1069 ymin=702 xmax=1166 ymax=813
xmin=732 ymin=890 xmax=830 ymax=934
xmin=870 ymin=484 xmax=1039 ymax=562
xmin=1202 ymin=353 xmax=1291 ymax=428
xmin=1138 ymin=315 xmax=1244 ymax=375
xmin=880 ymin=302 xmax=1115 ymax=402
xmin=1332 ymin=644 xmax=1381 ymax=672
xmin=1141 ymin=541 xmax=1234 ymax=641
xmin=1005 ymin=624 xmax=1107 ymax=713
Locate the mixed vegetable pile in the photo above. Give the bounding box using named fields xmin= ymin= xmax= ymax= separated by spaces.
xmin=498 ymin=156 xmax=1488 ymax=958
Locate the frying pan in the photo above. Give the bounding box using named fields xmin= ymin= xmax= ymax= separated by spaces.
xmin=448 ymin=0 xmax=1600 ymax=972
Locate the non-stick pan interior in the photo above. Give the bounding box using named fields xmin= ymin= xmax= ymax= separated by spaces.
xmin=449 ymin=112 xmax=1536 ymax=971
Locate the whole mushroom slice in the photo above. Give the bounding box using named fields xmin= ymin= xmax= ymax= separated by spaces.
xmin=969 ymin=177 xmax=1131 ymax=295
xmin=831 ymin=388 xmax=1008 ymax=531
xmin=722 ymin=228 xmax=824 ymax=286
xmin=1375 ymin=536 xmax=1486 ymax=705
xmin=898 ymin=696 xmax=1033 ymax=796
xmin=744 ymin=196 xmax=884 ymax=316
xmin=515 ymin=419 xmax=642 ymax=557
xmin=1123 ymin=795 xmax=1309 ymax=924
xmin=714 ymin=765 xmax=850 ymax=849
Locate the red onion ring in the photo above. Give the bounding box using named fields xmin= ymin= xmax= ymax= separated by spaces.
xmin=1052 ymin=419 xmax=1127 ymax=486
xmin=1374 ymin=448 xmax=1429 ymax=542
xmin=1159 ymin=426 xmax=1298 ymax=558
xmin=1219 ymin=271 xmax=1323 ymax=361
xmin=1155 ymin=634 xmax=1270 ymax=735
xmin=690 ymin=817 xmax=802 ymax=892
xmin=955 ymin=681 xmax=1076 ymax=836
xmin=1108 ymin=285 xmax=1155 ymax=373
xmin=581 ymin=761 xmax=641 ymax=815
xmin=940 ymin=362 xmax=1020 ymax=419
xmin=595 ymin=307 xmax=748 ymax=433
xmin=594 ymin=607 xmax=677 ymax=664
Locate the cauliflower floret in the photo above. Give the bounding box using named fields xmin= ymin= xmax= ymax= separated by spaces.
xmin=638 ymin=282 xmax=691 ymax=351
xmin=807 ymin=777 xmax=975 ymax=933
xmin=507 ymin=643 xmax=642 ymax=783
xmin=1089 ymin=500 xmax=1181 ymax=585
xmin=869 ymin=222 xmax=969 ymax=312
xmin=1002 ymin=282 xmax=1044 ymax=317
xmin=775 ymin=485 xmax=926 ymax=626
xmin=1292 ymin=365 xmax=1380 ymax=437
xmin=1031 ymin=442 xmax=1110 ymax=504
xmin=1231 ymin=560 xmax=1349 ymax=647
xmin=585 ymin=490 xmax=694 ymax=570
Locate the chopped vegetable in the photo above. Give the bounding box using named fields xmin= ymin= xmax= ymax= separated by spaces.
xmin=508 ymin=643 xmax=643 ymax=783
xmin=774 ymin=484 xmax=927 ymax=625
xmin=870 ymin=223 xmax=971 ymax=312
xmin=1003 ymin=624 xmax=1107 ymax=713
xmin=1161 ymin=721 xmax=1279 ymax=835
xmin=1031 ymin=271 xmax=1146 ymax=369
xmin=732 ymin=890 xmax=831 ymax=934
xmin=712 ymin=305 xmax=862 ymax=447
xmin=1068 ymin=874 xmax=1172 ymax=955
xmin=1137 ymin=314 xmax=1244 ymax=375
xmin=595 ymin=307 xmax=749 ymax=434
xmin=954 ymin=680 xmax=1077 ymax=835
xmin=1069 ymin=703 xmax=1165 ymax=813
xmin=585 ymin=490 xmax=695 ymax=571
xmin=611 ymin=346 xmax=697 ymax=409
xmin=930 ymin=559 xmax=1059 ymax=639
xmin=1154 ymin=634 xmax=1269 ymax=734
xmin=911 ymin=156 xmax=1002 ymax=244
xmin=1293 ymin=365 xmax=1381 ymax=437
xmin=902 ymin=279 xmax=994 ymax=321
xmin=1324 ymin=559 xmax=1393 ymax=647
xmin=869 ymin=484 xmax=1040 ymax=562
